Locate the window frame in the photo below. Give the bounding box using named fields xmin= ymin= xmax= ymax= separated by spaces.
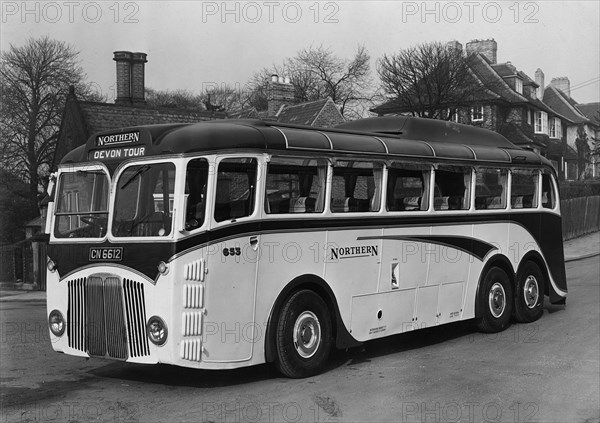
xmin=471 ymin=105 xmax=484 ymax=122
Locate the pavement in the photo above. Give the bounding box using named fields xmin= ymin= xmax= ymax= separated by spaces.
xmin=1 ymin=231 xmax=598 ymax=303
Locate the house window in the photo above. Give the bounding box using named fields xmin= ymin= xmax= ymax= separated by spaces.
xmin=471 ymin=105 xmax=484 ymax=122
xmin=447 ymin=108 xmax=459 ymax=122
xmin=534 ymin=111 xmax=548 ymax=134
xmin=555 ymin=119 xmax=562 ymax=138
xmin=515 ymin=78 xmax=523 ymax=94
xmin=549 ymin=118 xmax=556 ymax=138
xmin=527 ymin=109 xmax=532 ymax=125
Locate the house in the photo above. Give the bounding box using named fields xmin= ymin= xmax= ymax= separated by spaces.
xmin=244 ymin=74 xmax=345 ymax=127
xmin=53 ymin=51 xmax=227 ymax=168
xmin=54 ymin=54 xmax=345 ymax=169
xmin=371 ymin=39 xmax=578 ymax=180
xmin=542 ymin=79 xmax=600 ymax=179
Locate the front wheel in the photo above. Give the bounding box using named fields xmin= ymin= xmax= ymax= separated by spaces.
xmin=275 ymin=290 xmax=332 ymax=378
xmin=476 ymin=266 xmax=513 ymax=333
xmin=514 ymin=261 xmax=545 ymax=323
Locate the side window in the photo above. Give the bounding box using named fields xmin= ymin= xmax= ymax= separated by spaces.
xmin=434 ymin=167 xmax=471 ymax=211
xmin=214 ymin=158 xmax=257 ymax=223
xmin=184 ymin=158 xmax=209 ymax=231
xmin=386 ymin=165 xmax=430 ymax=211
xmin=475 ymin=168 xmax=508 ymax=210
xmin=511 ymin=170 xmax=539 ymax=209
xmin=541 ymin=173 xmax=556 ymax=209
xmin=331 ymin=161 xmax=383 ymax=213
xmin=265 ymin=157 xmax=326 ymax=214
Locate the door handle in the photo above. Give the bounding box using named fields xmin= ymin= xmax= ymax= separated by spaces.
xmin=250 ymin=236 xmax=259 ymax=250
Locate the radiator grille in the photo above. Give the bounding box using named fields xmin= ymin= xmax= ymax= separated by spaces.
xmin=67 ymin=275 xmax=149 ymax=359
xmin=67 ymin=278 xmax=86 ymax=351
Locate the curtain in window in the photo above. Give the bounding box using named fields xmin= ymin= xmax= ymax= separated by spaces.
xmin=371 ymin=165 xmax=383 ymax=211
xmin=316 ymin=165 xmax=327 ymax=212
xmin=463 ymin=171 xmax=472 ymax=210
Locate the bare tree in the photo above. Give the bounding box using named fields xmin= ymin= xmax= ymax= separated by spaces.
xmin=377 ymin=42 xmax=480 ymax=119
xmin=145 ymin=87 xmax=204 ymax=110
xmin=289 ymin=45 xmax=372 ymax=118
xmin=575 ymin=124 xmax=592 ymax=180
xmin=0 ymin=36 xmax=94 ymax=202
xmin=247 ymin=45 xmax=373 ymax=119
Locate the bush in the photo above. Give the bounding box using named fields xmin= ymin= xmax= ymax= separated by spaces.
xmin=559 ymin=180 xmax=600 ymax=199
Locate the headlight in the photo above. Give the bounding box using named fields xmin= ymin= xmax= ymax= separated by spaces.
xmin=48 ymin=310 xmax=65 ymax=336
xmin=146 ymin=316 xmax=168 ymax=346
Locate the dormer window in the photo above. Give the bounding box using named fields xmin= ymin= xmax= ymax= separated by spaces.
xmin=471 ymin=105 xmax=484 ymax=122
xmin=515 ymin=78 xmax=523 ymax=94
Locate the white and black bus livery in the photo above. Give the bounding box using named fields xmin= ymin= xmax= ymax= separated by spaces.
xmin=46 ymin=116 xmax=567 ymax=377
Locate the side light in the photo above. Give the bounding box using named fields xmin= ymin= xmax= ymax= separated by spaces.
xmin=157 ymin=261 xmax=169 ymax=275
xmin=47 ymin=259 xmax=56 ymax=272
xmin=49 ymin=310 xmax=65 ymax=336
xmin=146 ymin=316 xmax=168 ymax=346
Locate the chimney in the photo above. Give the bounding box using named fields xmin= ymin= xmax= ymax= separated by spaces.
xmin=550 ymin=77 xmax=571 ymax=98
xmin=465 ymin=39 xmax=497 ymax=64
xmin=113 ymin=51 xmax=133 ymax=104
xmin=113 ymin=51 xmax=147 ymax=105
xmin=130 ymin=52 xmax=147 ymax=105
xmin=446 ymin=40 xmax=463 ymax=53
xmin=535 ymin=68 xmax=545 ymax=100
xmin=267 ymin=74 xmax=295 ymax=117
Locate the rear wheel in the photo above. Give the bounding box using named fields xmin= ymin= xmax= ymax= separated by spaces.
xmin=514 ymin=261 xmax=545 ymax=323
xmin=275 ymin=290 xmax=332 ymax=378
xmin=476 ymin=266 xmax=513 ymax=333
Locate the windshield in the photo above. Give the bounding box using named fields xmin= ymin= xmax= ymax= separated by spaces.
xmin=54 ymin=169 xmax=109 ymax=238
xmin=112 ymin=162 xmax=175 ymax=237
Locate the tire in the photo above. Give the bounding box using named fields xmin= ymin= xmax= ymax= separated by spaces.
xmin=476 ymin=266 xmax=513 ymax=333
xmin=513 ymin=261 xmax=545 ymax=323
xmin=274 ymin=290 xmax=332 ymax=378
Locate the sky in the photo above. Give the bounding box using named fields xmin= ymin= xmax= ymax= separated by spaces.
xmin=2 ymin=0 xmax=599 ymax=105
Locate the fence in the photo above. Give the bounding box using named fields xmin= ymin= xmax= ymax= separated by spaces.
xmin=561 ymin=195 xmax=600 ymax=240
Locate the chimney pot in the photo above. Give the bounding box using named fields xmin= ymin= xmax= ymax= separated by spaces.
xmin=535 ymin=68 xmax=545 ymax=100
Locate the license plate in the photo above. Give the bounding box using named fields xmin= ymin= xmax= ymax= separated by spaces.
xmin=89 ymin=247 xmax=123 ymax=261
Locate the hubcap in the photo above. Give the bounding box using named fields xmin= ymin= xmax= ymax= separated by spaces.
xmin=523 ymin=275 xmax=539 ymax=309
xmin=488 ymin=282 xmax=506 ymax=318
xmin=293 ymin=311 xmax=321 ymax=358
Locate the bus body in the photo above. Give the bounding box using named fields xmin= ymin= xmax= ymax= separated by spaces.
xmin=46 ymin=117 xmax=567 ymax=377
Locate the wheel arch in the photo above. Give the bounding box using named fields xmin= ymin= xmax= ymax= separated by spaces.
xmin=474 ymin=254 xmax=516 ymax=319
xmin=264 ymin=274 xmax=361 ymax=363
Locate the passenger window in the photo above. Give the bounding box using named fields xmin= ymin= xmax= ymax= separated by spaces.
xmin=265 ymin=157 xmax=326 ymax=214
xmin=184 ymin=159 xmax=209 ymax=231
xmin=434 ymin=167 xmax=471 ymax=211
xmin=331 ymin=161 xmax=383 ymax=213
xmin=511 ymin=170 xmax=539 ymax=209
xmin=541 ymin=173 xmax=556 ymax=209
xmin=475 ymin=168 xmax=508 ymax=210
xmin=387 ymin=165 xmax=430 ymax=211
xmin=214 ymin=158 xmax=257 ymax=222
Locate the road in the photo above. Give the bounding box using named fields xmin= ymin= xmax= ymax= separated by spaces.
xmin=1 ymin=256 xmax=598 ymax=423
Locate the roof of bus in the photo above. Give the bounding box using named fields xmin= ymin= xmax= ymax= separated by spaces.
xmin=61 ymin=116 xmax=553 ymax=168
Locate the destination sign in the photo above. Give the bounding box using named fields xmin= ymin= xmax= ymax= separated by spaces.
xmin=89 ymin=146 xmax=146 ymax=161
xmin=96 ymin=131 xmax=140 ymax=146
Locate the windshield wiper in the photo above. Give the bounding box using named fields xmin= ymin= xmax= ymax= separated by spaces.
xmin=121 ymin=165 xmax=150 ymax=190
